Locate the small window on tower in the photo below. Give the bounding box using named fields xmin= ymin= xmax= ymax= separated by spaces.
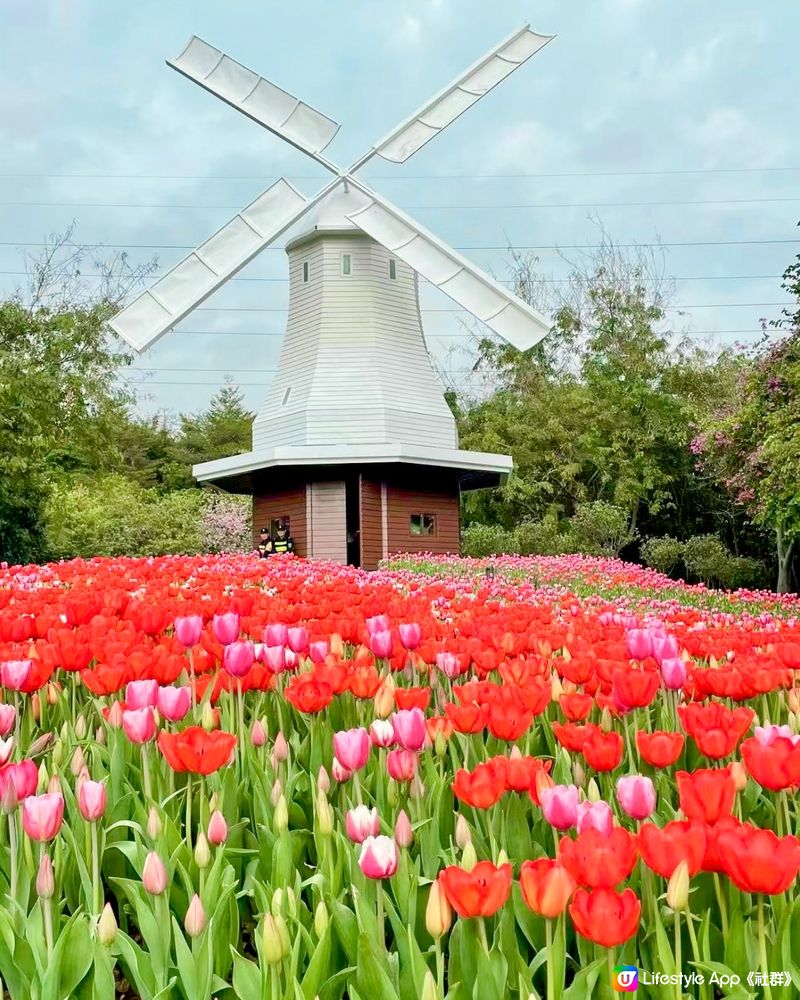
xmin=410 ymin=513 xmax=437 ymax=537
xmin=341 ymin=253 xmax=352 ymax=276
xmin=282 ymin=387 xmax=292 ymax=405
xmin=388 ymin=258 xmax=397 ymax=280
xmin=302 ymin=261 xmax=309 ymax=283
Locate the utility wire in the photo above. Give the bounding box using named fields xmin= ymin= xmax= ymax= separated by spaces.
xmin=1 ymin=239 xmax=796 ymax=250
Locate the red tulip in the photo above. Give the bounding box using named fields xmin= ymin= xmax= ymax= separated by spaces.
xmin=676 ymin=767 xmax=736 ymax=824
xmin=438 ymin=861 xmax=512 ymax=918
xmin=638 ymin=820 xmax=707 ymax=877
xmin=452 ymin=760 xmax=506 ymax=809
xmin=558 ymin=827 xmax=638 ymax=888
xmin=157 ymin=727 xmax=236 ymax=775
xmin=636 ymin=729 xmax=684 ymax=768
xmin=740 ymin=737 xmax=800 ymax=791
xmin=568 ymin=887 xmax=641 ymax=947
xmin=519 ymin=858 xmax=576 ymax=918
xmin=581 ymin=729 xmax=624 ymax=771
xmin=717 ymin=824 xmax=800 ymax=895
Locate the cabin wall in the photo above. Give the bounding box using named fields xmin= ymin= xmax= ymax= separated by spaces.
xmin=308 ymin=481 xmax=347 ymax=562
xmin=252 ymin=488 xmax=308 ymax=557
xmin=359 ymin=476 xmax=384 ymax=570
xmin=385 ymin=479 xmax=461 ymax=557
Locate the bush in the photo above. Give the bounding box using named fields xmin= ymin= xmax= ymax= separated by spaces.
xmin=640 ymin=536 xmax=686 ymax=576
xmin=681 ymin=534 xmax=766 ymax=590
xmin=44 ymin=476 xmax=252 ymax=559
xmin=569 ymin=501 xmax=636 ymax=556
xmin=514 ymin=515 xmax=576 ymax=556
xmin=462 ymin=523 xmax=518 ymax=557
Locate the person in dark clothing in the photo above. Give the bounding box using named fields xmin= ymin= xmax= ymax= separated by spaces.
xmin=272 ymin=520 xmax=294 ymax=554
xmin=257 ymin=527 xmax=274 ymax=558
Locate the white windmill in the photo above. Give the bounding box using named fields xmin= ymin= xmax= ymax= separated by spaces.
xmin=110 ymin=27 xmax=554 ymax=568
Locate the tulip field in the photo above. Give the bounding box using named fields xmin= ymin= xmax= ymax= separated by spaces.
xmin=0 ymin=553 xmax=799 ymax=1000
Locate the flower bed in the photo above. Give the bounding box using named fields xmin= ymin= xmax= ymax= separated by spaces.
xmin=0 ymin=553 xmax=798 ymax=999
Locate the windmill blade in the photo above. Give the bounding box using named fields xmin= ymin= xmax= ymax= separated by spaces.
xmin=371 ymin=26 xmax=553 ymax=164
xmin=346 ymin=184 xmax=551 ymax=351
xmin=109 ymin=179 xmax=311 ymax=353
xmin=168 ymin=36 xmax=340 ymax=159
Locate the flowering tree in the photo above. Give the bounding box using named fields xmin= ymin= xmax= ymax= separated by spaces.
xmin=694 ymin=247 xmax=800 ymax=592
xmin=199 ymin=493 xmax=252 ymax=553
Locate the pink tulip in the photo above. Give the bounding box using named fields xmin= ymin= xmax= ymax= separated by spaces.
xmin=652 ymin=635 xmax=680 ymax=665
xmin=359 ymin=835 xmax=399 ymax=879
xmin=122 ymin=707 xmax=156 ymax=744
xmin=394 ymin=809 xmax=413 ymax=847
xmin=36 ymin=852 xmax=55 ymax=899
xmin=398 ymin=623 xmax=422 ymax=650
xmin=287 ymin=627 xmax=309 ymax=654
xmin=331 ymin=758 xmax=352 ymax=783
xmin=126 ymin=680 xmax=159 ymax=710
xmin=273 ymin=732 xmax=288 ymax=762
xmin=386 ymin=748 xmax=418 ymax=782
xmin=207 ymin=810 xmax=228 ymax=846
xmin=184 ymin=893 xmax=206 ymax=937
xmin=576 ymin=800 xmax=614 ymax=835
xmin=143 ymin=851 xmax=168 ymax=895
xmin=754 ymin=724 xmax=800 ymax=747
xmin=0 ymin=737 xmax=13 ymax=767
xmin=333 ymin=728 xmax=371 ymax=772
xmin=309 ymin=640 xmax=329 ymax=663
xmin=616 ymin=775 xmax=656 ymax=820
xmin=598 ymin=611 xmax=614 ymax=627
xmin=368 ymin=630 xmax=393 ymax=659
xmin=391 ymin=708 xmax=426 ymax=752
xmin=212 ymin=612 xmax=240 ymax=645
xmin=22 ymin=792 xmax=64 ymax=841
xmin=660 ymin=657 xmax=687 ymax=691
xmin=251 ymin=720 xmax=267 ymax=746
xmin=263 ymin=623 xmax=288 ymax=647
xmin=263 ymin=645 xmax=286 ymax=674
xmin=105 ymin=701 xmax=125 ymax=728
xmin=366 ymin=614 xmax=390 ymax=635
xmin=0 ymin=759 xmax=38 ymax=803
xmin=345 ymin=805 xmax=380 ymax=843
xmin=284 ymin=649 xmax=298 ymax=670
xmin=1 ymin=660 xmax=32 ymax=691
xmin=625 ymin=629 xmax=653 ymax=661
xmin=174 ymin=615 xmax=203 ymax=647
xmin=78 ymin=780 xmax=107 ymax=822
xmin=223 ymin=641 xmax=255 ymax=678
xmin=157 ymin=685 xmax=191 ymax=722
xmin=369 ymin=719 xmax=396 ymax=748
xmin=539 ymin=784 xmax=579 ymax=830
xmin=0 ymin=703 xmax=16 ymax=736
xmin=436 ymin=652 xmax=463 ymax=679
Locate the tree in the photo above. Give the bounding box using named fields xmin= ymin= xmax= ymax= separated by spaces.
xmin=171 ymin=379 xmax=254 ymax=481
xmin=695 ymin=242 xmax=800 ymax=592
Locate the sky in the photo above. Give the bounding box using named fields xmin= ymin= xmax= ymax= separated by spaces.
xmin=1 ymin=0 xmax=798 ymax=421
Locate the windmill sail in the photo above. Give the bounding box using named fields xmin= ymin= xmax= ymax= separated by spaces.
xmin=346 ymin=187 xmax=551 ymax=351
xmin=371 ymin=26 xmax=554 ymax=164
xmin=109 ymin=179 xmax=309 ymax=352
xmin=168 ymin=36 xmax=340 ymax=157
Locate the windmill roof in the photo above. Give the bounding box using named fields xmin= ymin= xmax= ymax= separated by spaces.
xmin=285 ymin=188 xmax=368 ymax=250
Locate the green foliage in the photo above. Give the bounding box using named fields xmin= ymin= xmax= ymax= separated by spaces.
xmin=461 ymin=523 xmax=518 ymax=557
xmin=568 ymin=501 xmax=636 ymax=556
xmin=514 ymin=514 xmax=575 ymax=556
xmin=640 ymin=536 xmax=686 ymax=576
xmin=682 ymin=534 xmax=766 ymax=590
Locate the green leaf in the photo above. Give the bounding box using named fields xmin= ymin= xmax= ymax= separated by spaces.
xmin=91 ymin=940 xmax=117 ymax=1000
xmin=300 ymin=926 xmax=332 ymax=1000
xmin=231 ymin=948 xmax=261 ymax=999
xmin=171 ymin=916 xmax=198 ymax=1000
xmin=562 ymin=957 xmax=604 ymax=1000
xmin=42 ymin=912 xmax=93 ymax=1000
xmin=355 ymin=931 xmax=400 ymax=1000
xmin=112 ymin=930 xmax=157 ymax=1000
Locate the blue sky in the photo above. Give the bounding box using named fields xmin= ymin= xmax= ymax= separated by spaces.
xmin=1 ymin=0 xmax=798 ymax=420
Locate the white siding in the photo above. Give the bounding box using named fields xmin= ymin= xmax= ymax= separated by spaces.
xmin=308 ymin=481 xmax=347 ymax=561
xmin=252 ymin=231 xmax=458 ymax=452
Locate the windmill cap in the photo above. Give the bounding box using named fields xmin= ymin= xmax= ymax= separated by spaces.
xmin=286 ymin=188 xmax=371 ymax=249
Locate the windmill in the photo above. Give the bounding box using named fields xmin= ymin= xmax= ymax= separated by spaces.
xmin=110 ymin=27 xmax=554 ymax=568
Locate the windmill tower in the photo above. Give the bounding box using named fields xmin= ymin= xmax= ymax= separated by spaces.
xmin=110 ymin=28 xmax=554 ymax=568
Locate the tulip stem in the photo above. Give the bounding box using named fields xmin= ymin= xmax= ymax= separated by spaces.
xmin=91 ymin=822 xmax=101 ymax=916
xmin=684 ymin=908 xmax=706 ymax=1000
xmin=435 ymin=938 xmax=444 ymax=997
xmin=188 ymin=648 xmax=197 ymax=712
xmin=545 ymin=918 xmax=555 ymax=1000
xmin=41 ymin=847 xmax=53 ymax=961
xmin=186 ymin=774 xmax=193 ymax=853
xmin=477 ymin=917 xmax=489 ymax=956
xmin=8 ymin=811 xmax=18 ymax=922
xmin=376 ymin=881 xmax=385 ymax=950
xmin=673 ymin=911 xmax=681 ymax=1000
xmin=712 ymin=874 xmax=728 ymax=938
xmin=757 ymin=896 xmax=773 ymax=1000
xmin=141 ymin=745 xmax=152 ymax=802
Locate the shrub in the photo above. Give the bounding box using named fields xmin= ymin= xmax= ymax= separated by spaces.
xmin=514 ymin=515 xmax=575 ymax=556
xmin=200 ymin=494 xmax=252 ymax=553
xmin=640 ymin=536 xmax=686 ymax=577
xmin=462 ymin=523 xmax=518 ymax=557
xmin=569 ymin=501 xmax=636 ymax=556
xmin=682 ymin=534 xmax=732 ymax=587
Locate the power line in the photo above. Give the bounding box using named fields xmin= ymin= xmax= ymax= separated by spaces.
xmin=186 ymin=303 xmax=789 ymax=312
xmin=4 ymin=196 xmax=800 ymax=210
xmin=158 ymin=327 xmax=769 ymax=338
xmin=3 ymin=166 xmax=800 ymax=180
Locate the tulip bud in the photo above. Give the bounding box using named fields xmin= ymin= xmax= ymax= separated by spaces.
xmin=47 ymin=774 xmax=61 ymax=795
xmin=425 ymin=879 xmax=452 ymax=939
xmin=410 ymin=775 xmax=425 ymax=801
xmin=251 ymin=720 xmax=267 ymax=747
xmin=95 ymin=726 xmax=106 ymax=746
xmin=51 ymin=739 xmax=64 ymax=768
xmin=787 ymin=688 xmax=800 ymax=714
xmin=790 ymin=711 xmax=800 ymax=735
xmin=1 ymin=778 xmax=18 ymax=814
xmin=421 ymin=969 xmax=439 ymax=1000
xmin=142 ymin=852 xmax=168 ymax=895
xmin=572 ymin=760 xmax=585 ymax=788
xmin=600 ymin=707 xmax=613 ymax=732
xmin=434 ymin=732 xmax=448 ymax=758
xmin=75 ymin=714 xmax=87 ymax=740
xmin=147 ymin=806 xmax=162 ymax=840
xmin=386 ymin=778 xmax=398 ymax=805
xmin=317 ymin=766 xmax=330 ymax=795
xmin=97 ymin=903 xmax=118 ymax=946
xmin=184 ymin=894 xmax=206 ymax=937
xmin=70 ymin=746 xmax=86 ymax=778
xmin=273 ymin=732 xmax=288 ymax=762
xmin=271 ymin=888 xmax=283 ymax=914
xmin=316 ymin=792 xmax=334 ymax=836
xmin=394 ymin=809 xmax=413 ymax=847
xmin=194 ymin=832 xmax=211 ymax=869
xmin=270 ymin=779 xmax=283 ymax=807
xmin=274 ymin=794 xmax=289 ymax=833
xmin=27 ymin=732 xmax=53 ymax=758
xmin=314 ymin=900 xmax=328 ymax=938
xmin=729 ymin=761 xmax=748 ymax=792
xmin=497 ymin=848 xmax=510 ymax=867
xmin=31 ymin=694 xmax=40 ymax=723
xmin=373 ymin=680 xmax=395 ymax=719
xmin=36 ymin=853 xmax=55 ymax=899
xmin=461 ymin=841 xmax=477 ymax=872
xmin=207 ymin=810 xmax=228 ymax=846
xmin=262 ymin=913 xmax=289 ymax=963
xmin=37 ymin=761 xmax=49 ymax=792
xmin=666 ymin=860 xmax=690 ymax=912
xmin=551 ymin=673 xmax=564 ymax=702
xmin=201 ymin=702 xmax=216 ymax=731
xmin=586 ymin=779 xmax=601 ymax=803
xmin=455 ymin=814 xmax=472 ymax=849
xmin=47 ymin=682 xmax=59 ymax=707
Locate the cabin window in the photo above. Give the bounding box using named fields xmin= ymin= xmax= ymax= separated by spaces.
xmin=270 ymin=517 xmax=290 ymax=536
xmin=388 ymin=258 xmax=397 ymax=280
xmin=282 ymin=387 xmax=292 ymax=405
xmin=341 ymin=253 xmax=352 ymax=276
xmin=409 ymin=513 xmax=437 ymax=537
xmin=302 ymin=261 xmax=309 ymax=283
